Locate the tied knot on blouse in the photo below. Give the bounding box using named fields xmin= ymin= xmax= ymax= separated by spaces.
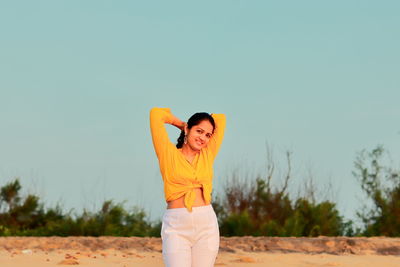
xmin=183 ymin=180 xmax=203 ymax=212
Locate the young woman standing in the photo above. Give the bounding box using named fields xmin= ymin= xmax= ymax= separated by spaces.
xmin=150 ymin=107 xmax=226 ymax=267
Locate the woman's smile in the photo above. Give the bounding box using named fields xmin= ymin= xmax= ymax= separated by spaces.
xmin=196 ymin=139 xmax=204 ymax=146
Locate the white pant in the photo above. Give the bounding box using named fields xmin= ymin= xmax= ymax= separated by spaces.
xmin=161 ymin=204 xmax=220 ymax=267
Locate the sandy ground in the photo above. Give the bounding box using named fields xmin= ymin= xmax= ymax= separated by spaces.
xmin=1 ymin=236 xmax=399 ymax=267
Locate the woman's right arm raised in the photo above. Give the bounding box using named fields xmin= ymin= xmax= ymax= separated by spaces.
xmin=149 ymin=107 xmax=184 ymax=158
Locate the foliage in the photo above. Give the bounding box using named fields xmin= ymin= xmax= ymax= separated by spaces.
xmin=213 ymin=150 xmax=348 ymax=237
xmin=353 ymin=145 xmax=400 ymax=236
xmin=214 ymin=177 xmax=346 ymax=236
xmin=0 ymin=179 xmax=161 ymax=237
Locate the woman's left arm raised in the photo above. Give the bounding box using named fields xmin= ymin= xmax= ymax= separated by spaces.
xmin=206 ymin=113 xmax=226 ymax=159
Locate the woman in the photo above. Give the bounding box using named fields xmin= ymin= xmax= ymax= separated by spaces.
xmin=150 ymin=107 xmax=226 ymax=267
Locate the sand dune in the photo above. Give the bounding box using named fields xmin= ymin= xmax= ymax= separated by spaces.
xmin=1 ymin=236 xmax=399 ymax=266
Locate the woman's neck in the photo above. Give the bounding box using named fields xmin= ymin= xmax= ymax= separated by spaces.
xmin=180 ymin=144 xmax=199 ymax=158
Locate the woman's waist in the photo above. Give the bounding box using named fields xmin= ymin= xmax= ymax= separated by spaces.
xmin=167 ymin=188 xmax=206 ymax=209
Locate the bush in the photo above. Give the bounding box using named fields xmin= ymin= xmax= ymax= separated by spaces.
xmin=0 ymin=178 xmax=161 ymax=237
xmin=214 ymin=150 xmax=347 ymax=236
xmin=353 ymin=145 xmax=400 ymax=236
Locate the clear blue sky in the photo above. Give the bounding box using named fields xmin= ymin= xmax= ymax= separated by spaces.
xmin=1 ymin=1 xmax=399 ymax=224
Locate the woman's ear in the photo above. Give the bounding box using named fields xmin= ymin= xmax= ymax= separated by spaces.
xmin=184 ymin=124 xmax=188 ymax=136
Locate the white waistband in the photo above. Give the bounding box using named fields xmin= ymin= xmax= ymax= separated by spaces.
xmin=164 ymin=204 xmax=213 ymax=215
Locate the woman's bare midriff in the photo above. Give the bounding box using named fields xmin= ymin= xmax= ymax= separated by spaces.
xmin=167 ymin=188 xmax=207 ymax=209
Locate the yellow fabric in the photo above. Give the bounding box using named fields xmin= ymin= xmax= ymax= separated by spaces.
xmin=150 ymin=107 xmax=226 ymax=212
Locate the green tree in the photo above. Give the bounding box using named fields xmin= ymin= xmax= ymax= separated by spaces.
xmin=214 ymin=149 xmax=346 ymax=236
xmin=0 ymin=179 xmax=43 ymax=232
xmin=353 ymin=145 xmax=400 ymax=236
xmin=0 ymin=178 xmax=161 ymax=237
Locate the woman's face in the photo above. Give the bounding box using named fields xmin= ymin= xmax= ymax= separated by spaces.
xmin=186 ymin=120 xmax=214 ymax=151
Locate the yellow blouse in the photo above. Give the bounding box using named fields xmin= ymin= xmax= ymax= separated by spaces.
xmin=150 ymin=107 xmax=226 ymax=212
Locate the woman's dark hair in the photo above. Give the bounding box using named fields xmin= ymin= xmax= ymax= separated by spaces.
xmin=176 ymin=112 xmax=215 ymax=148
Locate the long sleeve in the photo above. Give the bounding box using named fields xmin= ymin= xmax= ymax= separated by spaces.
xmin=206 ymin=113 xmax=226 ymax=159
xmin=149 ymin=107 xmax=178 ymax=160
